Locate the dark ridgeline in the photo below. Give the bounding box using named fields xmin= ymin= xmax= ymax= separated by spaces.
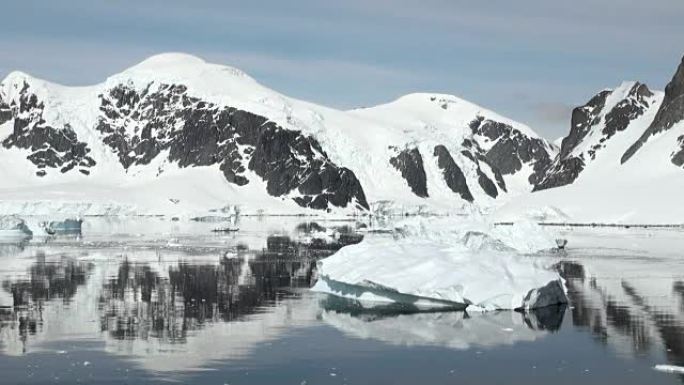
xmin=535 ymin=83 xmax=655 ymax=191
xmin=0 ymin=82 xmax=96 ymax=177
xmin=623 ymin=56 xmax=684 ymax=165
xmin=535 ymin=54 xmax=684 ymax=192
xmin=97 ymin=83 xmax=369 ymax=212
xmin=0 ymin=72 xmax=559 ymax=211
xmin=469 ymin=116 xmax=552 ymax=187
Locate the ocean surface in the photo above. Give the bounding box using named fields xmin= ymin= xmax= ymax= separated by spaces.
xmin=0 ymin=217 xmax=682 ymax=385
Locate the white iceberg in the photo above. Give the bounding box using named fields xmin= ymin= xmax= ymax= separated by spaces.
xmin=0 ymin=215 xmax=33 ymax=242
xmin=312 ymin=218 xmax=566 ymax=311
xmin=393 ymin=217 xmax=557 ymax=254
xmin=653 ymin=365 xmax=684 ymax=374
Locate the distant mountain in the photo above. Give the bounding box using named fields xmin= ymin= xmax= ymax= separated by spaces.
xmin=534 ymin=81 xmax=662 ymax=191
xmin=0 ymin=53 xmax=555 ymax=216
xmin=497 ymin=55 xmax=684 ymax=224
xmin=622 ymin=56 xmax=684 ymax=166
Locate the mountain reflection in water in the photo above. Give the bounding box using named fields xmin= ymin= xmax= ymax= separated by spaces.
xmin=0 ymin=223 xmax=681 ymax=383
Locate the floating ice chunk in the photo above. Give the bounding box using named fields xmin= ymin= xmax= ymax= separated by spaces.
xmin=312 ymin=238 xmax=567 ymax=311
xmin=393 ymin=217 xmax=556 ymax=254
xmin=654 ymin=365 xmax=684 ymax=374
xmin=45 ymin=218 xmax=83 ymax=235
xmin=0 ymin=215 xmax=33 ymax=241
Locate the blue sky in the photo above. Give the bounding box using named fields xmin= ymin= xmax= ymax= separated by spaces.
xmin=1 ymin=0 xmax=683 ymax=139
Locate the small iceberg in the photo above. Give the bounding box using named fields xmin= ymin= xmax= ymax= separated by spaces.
xmin=0 ymin=216 xmax=33 ymax=242
xmin=654 ymin=365 xmax=684 ymax=374
xmin=44 ymin=218 xmax=83 ymax=235
xmin=311 ymin=218 xmax=567 ymax=311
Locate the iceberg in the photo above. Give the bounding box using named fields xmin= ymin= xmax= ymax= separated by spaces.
xmin=44 ymin=218 xmax=83 ymax=235
xmin=392 ymin=217 xmax=557 ymax=253
xmin=312 ymin=218 xmax=567 ymax=311
xmin=0 ymin=215 xmax=33 ymax=242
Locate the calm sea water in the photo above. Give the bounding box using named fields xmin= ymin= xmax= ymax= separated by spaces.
xmin=0 ymin=217 xmax=682 ymax=385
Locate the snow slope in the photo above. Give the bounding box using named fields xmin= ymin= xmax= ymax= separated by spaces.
xmin=495 ymin=128 xmax=684 ymax=224
xmin=497 ymin=57 xmax=684 ymax=224
xmin=0 ymin=53 xmax=554 ymax=217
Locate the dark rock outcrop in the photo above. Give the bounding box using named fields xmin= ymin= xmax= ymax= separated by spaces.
xmin=96 ymin=82 xmax=368 ymax=211
xmin=0 ymin=96 xmax=11 ymax=125
xmin=389 ymin=147 xmax=428 ymax=198
xmin=0 ymin=82 xmax=96 ymax=177
xmin=476 ymin=153 xmax=507 ymax=193
xmin=533 ymin=91 xmax=609 ymax=191
xmin=477 ymin=169 xmax=498 ymax=198
xmin=469 ymin=117 xmax=553 ymax=185
xmin=603 ymin=83 xmax=653 ymax=138
xmin=459 ymin=147 xmax=503 ymax=199
xmin=623 ymin=56 xmax=684 ymax=164
xmin=535 ymin=83 xmax=654 ymax=191
xmin=672 ymin=135 xmax=684 ymax=166
xmin=533 ymin=157 xmax=585 ymax=192
xmin=433 ymin=145 xmax=473 ymax=202
xmin=562 ymin=91 xmax=611 ymax=160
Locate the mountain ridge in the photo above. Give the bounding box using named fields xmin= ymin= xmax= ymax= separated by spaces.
xmin=0 ymin=53 xmax=556 ymax=216
xmin=2 ymin=52 xmax=683 ymax=221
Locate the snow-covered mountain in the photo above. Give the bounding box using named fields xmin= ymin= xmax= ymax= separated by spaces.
xmin=534 ymin=81 xmax=662 ymax=191
xmin=497 ymin=55 xmax=684 ymax=224
xmin=0 ymin=53 xmax=555 ymax=216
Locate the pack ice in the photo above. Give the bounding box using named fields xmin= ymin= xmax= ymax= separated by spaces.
xmin=311 ymin=218 xmax=567 ymax=311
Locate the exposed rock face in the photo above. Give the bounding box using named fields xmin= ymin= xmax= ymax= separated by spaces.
xmin=459 ymin=150 xmax=502 ymax=199
xmin=0 ymin=95 xmax=11 ymax=125
xmin=623 ymin=56 xmax=684 ymax=164
xmin=533 ymin=157 xmax=585 ymax=192
xmin=1 ymin=81 xmax=96 ymax=177
xmin=389 ymin=147 xmax=428 ymax=198
xmin=562 ymin=91 xmax=611 ymax=160
xmin=603 ymin=83 xmax=654 ymax=138
xmin=476 ymin=169 xmax=498 ymax=198
xmin=0 ymin=57 xmax=567 ymax=212
xmin=433 ymin=145 xmax=473 ymax=202
xmin=469 ymin=117 xmax=553 ymax=186
xmin=459 ymin=141 xmax=507 ymax=199
xmin=535 ymin=83 xmax=654 ymax=191
xmin=96 ymin=82 xmax=369 ymax=211
xmin=476 ymin=153 xmax=507 ymax=193
xmin=672 ymin=136 xmax=684 ymax=166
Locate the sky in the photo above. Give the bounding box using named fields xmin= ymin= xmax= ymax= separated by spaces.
xmin=1 ymin=0 xmax=683 ymax=139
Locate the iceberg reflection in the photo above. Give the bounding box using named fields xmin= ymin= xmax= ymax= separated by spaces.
xmin=318 ymin=295 xmax=565 ymax=349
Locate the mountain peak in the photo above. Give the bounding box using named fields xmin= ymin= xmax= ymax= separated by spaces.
xmin=1 ymin=71 xmax=42 ymax=91
xmin=109 ymin=53 xmax=254 ymax=89
xmin=621 ymin=54 xmax=684 ymax=164
xmin=129 ymin=53 xmax=208 ymax=70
